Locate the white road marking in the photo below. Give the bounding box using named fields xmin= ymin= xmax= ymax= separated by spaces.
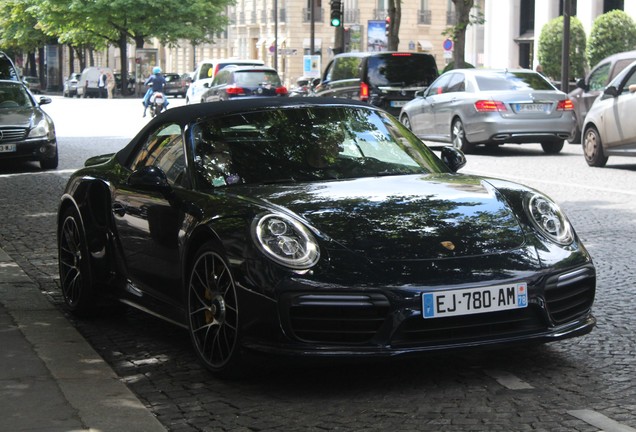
xmin=484 ymin=369 xmax=534 ymax=390
xmin=465 ymin=169 xmax=636 ymax=197
xmin=0 ymin=169 xmax=76 ymax=179
xmin=568 ymin=409 xmax=636 ymax=432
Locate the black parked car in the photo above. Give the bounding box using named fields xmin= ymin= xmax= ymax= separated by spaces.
xmin=313 ymin=52 xmax=439 ymax=116
xmin=57 ymin=98 xmax=595 ymax=376
xmin=200 ymin=65 xmax=287 ymax=102
xmin=0 ymin=80 xmax=58 ymax=169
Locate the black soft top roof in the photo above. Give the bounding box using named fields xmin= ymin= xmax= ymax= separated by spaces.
xmin=116 ymin=97 xmax=374 ymax=164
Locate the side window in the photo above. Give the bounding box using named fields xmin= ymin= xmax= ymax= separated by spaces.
xmin=331 ymin=57 xmax=361 ymax=81
xmin=212 ymin=70 xmax=229 ymax=85
xmin=588 ymin=62 xmax=610 ymax=92
xmin=447 ymin=73 xmax=465 ymax=93
xmin=191 ymin=123 xmax=242 ymax=188
xmin=620 ymin=68 xmax=636 ymax=95
xmin=612 ymin=59 xmax=636 ymax=81
xmin=199 ymin=63 xmax=213 ymax=80
xmin=129 ymin=124 xmax=187 ymax=187
xmin=427 ymin=74 xmax=451 ymax=95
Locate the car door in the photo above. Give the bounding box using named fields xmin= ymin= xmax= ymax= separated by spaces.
xmin=433 ymin=72 xmax=465 ymax=140
xmin=601 ymin=65 xmax=636 ymax=148
xmin=409 ymin=73 xmax=452 ymax=139
xmin=111 ymin=123 xmax=190 ymax=305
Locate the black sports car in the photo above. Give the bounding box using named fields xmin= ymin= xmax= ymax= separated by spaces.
xmin=57 ymin=98 xmax=596 ymax=376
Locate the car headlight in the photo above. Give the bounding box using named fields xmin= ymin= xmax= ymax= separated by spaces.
xmin=252 ymin=212 xmax=320 ymax=269
xmin=525 ymin=194 xmax=573 ymax=245
xmin=28 ymin=118 xmax=54 ymax=139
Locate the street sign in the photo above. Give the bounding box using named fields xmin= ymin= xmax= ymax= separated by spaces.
xmin=443 ymin=38 xmax=454 ymax=51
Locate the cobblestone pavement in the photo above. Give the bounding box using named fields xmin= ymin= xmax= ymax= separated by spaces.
xmin=1 ymin=97 xmax=636 ymax=431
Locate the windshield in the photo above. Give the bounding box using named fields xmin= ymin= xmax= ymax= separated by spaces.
xmin=0 ymin=83 xmax=33 ymax=109
xmin=191 ymin=106 xmax=448 ymax=188
xmin=367 ymin=54 xmax=438 ymax=87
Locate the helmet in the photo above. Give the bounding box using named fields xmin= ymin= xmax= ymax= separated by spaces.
xmin=153 ymin=66 xmax=161 ymax=74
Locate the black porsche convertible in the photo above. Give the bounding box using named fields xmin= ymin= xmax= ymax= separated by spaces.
xmin=57 ymin=98 xmax=596 ymax=376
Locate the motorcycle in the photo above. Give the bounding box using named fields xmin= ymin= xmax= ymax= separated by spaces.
xmin=148 ymin=91 xmax=166 ymax=117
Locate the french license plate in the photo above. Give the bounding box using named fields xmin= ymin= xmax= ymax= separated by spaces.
xmin=422 ymin=282 xmax=528 ymax=319
xmin=390 ymin=100 xmax=407 ymax=107
xmin=514 ymin=103 xmax=549 ymax=113
xmin=0 ymin=144 xmax=17 ymax=153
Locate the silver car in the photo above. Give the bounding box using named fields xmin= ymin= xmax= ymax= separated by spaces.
xmin=399 ymin=69 xmax=576 ymax=154
xmin=581 ymin=60 xmax=636 ymax=167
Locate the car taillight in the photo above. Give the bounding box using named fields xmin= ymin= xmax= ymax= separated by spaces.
xmin=276 ymin=86 xmax=288 ymax=95
xmin=360 ymin=82 xmax=369 ymax=101
xmin=557 ymin=99 xmax=574 ymax=110
xmin=474 ymin=100 xmax=507 ymax=112
xmin=226 ymin=85 xmax=245 ymax=95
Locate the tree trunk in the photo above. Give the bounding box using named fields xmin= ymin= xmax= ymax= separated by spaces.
xmin=452 ymin=0 xmax=474 ymax=69
xmin=118 ymin=35 xmax=130 ymax=95
xmin=387 ymin=0 xmax=401 ymax=51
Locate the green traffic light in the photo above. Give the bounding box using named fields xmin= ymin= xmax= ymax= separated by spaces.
xmin=330 ymin=17 xmax=341 ymax=27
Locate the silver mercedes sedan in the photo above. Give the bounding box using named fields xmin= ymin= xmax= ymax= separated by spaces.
xmin=399 ymin=69 xmax=576 ymax=154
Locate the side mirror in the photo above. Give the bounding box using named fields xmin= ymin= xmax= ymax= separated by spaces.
xmin=128 ymin=166 xmax=171 ymax=192
xmin=440 ymin=146 xmax=467 ymax=173
xmin=414 ymin=90 xmax=425 ymax=98
xmin=38 ymin=96 xmax=52 ymax=105
xmin=576 ymin=78 xmax=588 ymax=91
xmin=603 ymin=86 xmax=619 ymax=98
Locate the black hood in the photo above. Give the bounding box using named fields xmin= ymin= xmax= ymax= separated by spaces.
xmin=232 ymin=174 xmax=526 ymax=261
xmin=0 ymin=106 xmax=38 ymax=128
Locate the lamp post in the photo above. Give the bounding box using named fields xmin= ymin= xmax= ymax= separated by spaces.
xmin=274 ymin=0 xmax=278 ymax=70
xmin=561 ymin=0 xmax=571 ymax=92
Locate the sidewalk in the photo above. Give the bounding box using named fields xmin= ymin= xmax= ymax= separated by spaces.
xmin=0 ymin=247 xmax=166 ymax=432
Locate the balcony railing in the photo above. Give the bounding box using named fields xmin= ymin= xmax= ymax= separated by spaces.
xmin=373 ymin=9 xmax=388 ymax=20
xmin=343 ymin=9 xmax=360 ymax=24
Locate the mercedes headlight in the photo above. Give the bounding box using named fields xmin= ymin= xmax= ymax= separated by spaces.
xmin=252 ymin=212 xmax=320 ymax=269
xmin=525 ymin=194 xmax=573 ymax=245
xmin=28 ymin=118 xmax=54 ymax=139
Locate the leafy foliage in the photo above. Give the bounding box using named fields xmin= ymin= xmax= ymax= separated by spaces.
xmin=587 ymin=10 xmax=636 ymax=68
xmin=538 ymin=16 xmax=587 ymax=81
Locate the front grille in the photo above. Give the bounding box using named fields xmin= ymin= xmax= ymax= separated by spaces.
xmin=544 ymin=266 xmax=595 ymax=324
xmin=392 ymin=307 xmax=547 ymax=348
xmin=0 ymin=128 xmax=27 ymax=143
xmin=283 ymin=293 xmax=390 ymax=344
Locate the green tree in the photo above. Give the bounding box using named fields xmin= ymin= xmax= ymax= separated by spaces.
xmin=538 ymin=16 xmax=587 ymax=81
xmin=32 ymin=0 xmax=231 ymax=94
xmin=587 ymin=10 xmax=636 ymax=68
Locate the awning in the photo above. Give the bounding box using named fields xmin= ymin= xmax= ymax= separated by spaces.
xmin=303 ymin=38 xmax=322 ymax=49
xmin=418 ymin=40 xmax=433 ymax=51
xmin=514 ymin=31 xmax=535 ymax=43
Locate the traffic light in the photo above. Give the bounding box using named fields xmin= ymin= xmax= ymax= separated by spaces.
xmin=385 ymin=16 xmax=391 ymax=37
xmin=330 ymin=0 xmax=342 ymax=27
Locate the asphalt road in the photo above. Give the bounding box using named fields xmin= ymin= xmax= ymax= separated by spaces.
xmin=1 ymin=95 xmax=636 ymax=431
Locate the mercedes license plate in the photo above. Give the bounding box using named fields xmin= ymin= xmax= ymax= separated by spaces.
xmin=0 ymin=144 xmax=17 ymax=153
xmin=515 ymin=103 xmax=549 ymax=113
xmin=422 ymin=282 xmax=528 ymax=319
xmin=390 ymin=100 xmax=407 ymax=107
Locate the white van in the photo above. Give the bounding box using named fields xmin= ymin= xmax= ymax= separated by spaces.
xmin=186 ymin=58 xmax=264 ymax=104
xmin=77 ymin=67 xmax=114 ymax=98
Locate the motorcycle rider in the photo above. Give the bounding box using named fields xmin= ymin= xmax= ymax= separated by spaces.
xmin=142 ymin=66 xmax=168 ymax=117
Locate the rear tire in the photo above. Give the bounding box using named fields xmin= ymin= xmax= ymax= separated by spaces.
xmin=58 ymin=206 xmax=97 ymax=316
xmin=540 ymin=140 xmax=564 ymax=154
xmin=451 ymin=118 xmax=474 ymax=153
xmin=583 ymin=127 xmax=608 ymax=167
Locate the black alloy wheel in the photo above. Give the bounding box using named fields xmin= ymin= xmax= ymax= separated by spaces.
xmin=58 ymin=207 xmax=96 ymax=315
xmin=187 ymin=244 xmax=241 ymax=376
xmin=451 ymin=118 xmax=474 ymax=153
xmin=583 ymin=127 xmax=608 ymax=167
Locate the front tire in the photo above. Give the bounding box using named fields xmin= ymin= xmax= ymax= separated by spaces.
xmin=400 ymin=114 xmax=412 ymax=130
xmin=451 ymin=118 xmax=474 ymax=153
xmin=187 ymin=244 xmax=241 ymax=376
xmin=58 ymin=206 xmax=97 ymax=315
xmin=583 ymin=127 xmax=608 ymax=167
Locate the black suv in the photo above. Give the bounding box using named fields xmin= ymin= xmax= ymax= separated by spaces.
xmin=0 ymin=51 xmax=20 ymax=81
xmin=313 ymin=52 xmax=438 ymax=116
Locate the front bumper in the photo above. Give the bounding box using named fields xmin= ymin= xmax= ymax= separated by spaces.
xmin=237 ymin=263 xmax=596 ymax=358
xmin=0 ymin=138 xmax=57 ymax=163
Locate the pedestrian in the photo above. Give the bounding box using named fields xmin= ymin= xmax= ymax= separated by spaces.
xmin=535 ymin=64 xmax=545 ymax=76
xmin=98 ymin=70 xmax=108 ymax=98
